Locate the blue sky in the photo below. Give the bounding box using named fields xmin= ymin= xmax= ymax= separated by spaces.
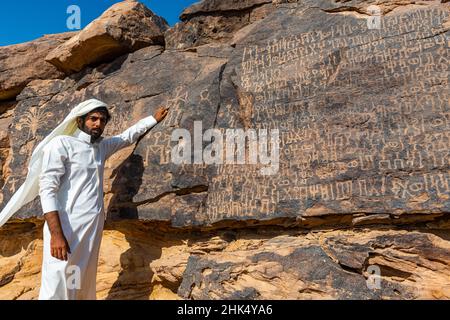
xmin=0 ymin=0 xmax=199 ymax=46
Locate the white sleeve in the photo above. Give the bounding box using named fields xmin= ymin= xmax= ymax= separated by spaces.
xmin=103 ymin=115 xmax=158 ymax=159
xmin=39 ymin=137 xmax=68 ymax=214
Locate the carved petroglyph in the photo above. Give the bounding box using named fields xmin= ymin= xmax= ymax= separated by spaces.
xmin=104 ymin=108 xmax=132 ymax=137
xmin=203 ymin=5 xmax=450 ymax=221
xmin=3 ymin=176 xmax=18 ymax=194
xmin=15 ymin=106 xmax=53 ymax=140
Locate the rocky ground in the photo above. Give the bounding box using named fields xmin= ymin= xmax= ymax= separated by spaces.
xmin=0 ymin=0 xmax=449 ymax=299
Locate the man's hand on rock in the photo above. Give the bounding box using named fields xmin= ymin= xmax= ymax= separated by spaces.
xmin=154 ymin=106 xmax=169 ymax=122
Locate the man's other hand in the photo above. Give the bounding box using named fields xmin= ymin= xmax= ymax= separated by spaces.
xmin=50 ymin=232 xmax=71 ymax=261
xmin=154 ymin=106 xmax=169 ymax=122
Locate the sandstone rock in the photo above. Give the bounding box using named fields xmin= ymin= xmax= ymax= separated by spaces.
xmin=0 ymin=0 xmax=449 ymax=300
xmin=178 ymin=229 xmax=450 ymax=299
xmin=45 ymin=0 xmax=169 ymax=74
xmin=0 ymin=100 xmax=16 ymax=203
xmin=0 ymin=33 xmax=75 ymax=101
xmin=1 ymin=221 xmax=449 ymax=299
xmin=286 ymin=0 xmax=448 ymax=15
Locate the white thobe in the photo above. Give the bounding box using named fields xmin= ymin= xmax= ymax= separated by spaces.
xmin=38 ymin=115 xmax=157 ymax=300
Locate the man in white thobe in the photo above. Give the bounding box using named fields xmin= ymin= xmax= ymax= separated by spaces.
xmin=38 ymin=101 xmax=168 ymax=300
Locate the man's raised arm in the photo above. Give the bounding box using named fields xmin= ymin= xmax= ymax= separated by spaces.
xmin=103 ymin=106 xmax=169 ymax=159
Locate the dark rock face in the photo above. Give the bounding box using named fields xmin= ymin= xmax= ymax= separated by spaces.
xmin=178 ymin=229 xmax=450 ymax=299
xmin=165 ymin=0 xmax=275 ymax=49
xmin=0 ymin=0 xmax=449 ymax=300
xmin=203 ymin=3 xmax=450 ymax=226
xmin=180 ymin=0 xmax=273 ymax=18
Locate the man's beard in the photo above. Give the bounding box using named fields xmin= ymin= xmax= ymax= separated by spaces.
xmin=81 ymin=122 xmax=102 ymax=141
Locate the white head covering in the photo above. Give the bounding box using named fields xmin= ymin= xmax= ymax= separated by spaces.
xmin=0 ymin=98 xmax=109 ymax=227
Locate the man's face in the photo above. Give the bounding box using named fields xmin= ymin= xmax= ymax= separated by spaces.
xmin=78 ymin=111 xmax=108 ymax=140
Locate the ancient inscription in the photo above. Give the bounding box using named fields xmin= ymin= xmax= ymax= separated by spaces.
xmin=204 ymin=6 xmax=450 ymax=221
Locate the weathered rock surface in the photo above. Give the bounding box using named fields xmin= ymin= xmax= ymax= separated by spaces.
xmin=0 ymin=0 xmax=449 ymax=299
xmin=204 ymin=1 xmax=450 ymax=227
xmin=1 ymin=221 xmax=449 ymax=300
xmin=45 ymin=0 xmax=169 ymax=74
xmin=181 ymin=0 xmax=273 ymax=18
xmin=0 ymin=33 xmax=75 ymax=101
xmin=179 ymin=228 xmax=450 ymax=299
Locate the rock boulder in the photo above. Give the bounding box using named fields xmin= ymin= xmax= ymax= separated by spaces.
xmin=45 ymin=0 xmax=169 ymax=74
